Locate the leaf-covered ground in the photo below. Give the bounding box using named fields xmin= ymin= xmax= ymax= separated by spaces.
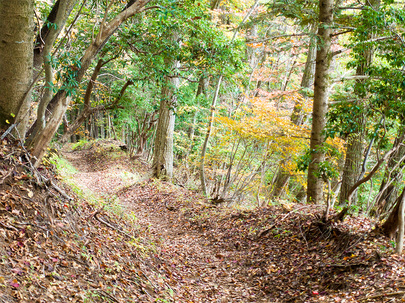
xmin=1 ymin=139 xmax=405 ymax=302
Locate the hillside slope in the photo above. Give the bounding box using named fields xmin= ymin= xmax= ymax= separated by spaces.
xmin=0 ymin=140 xmax=404 ymax=302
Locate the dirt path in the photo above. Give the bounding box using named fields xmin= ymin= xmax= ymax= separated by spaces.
xmin=63 ymin=148 xmax=265 ymax=302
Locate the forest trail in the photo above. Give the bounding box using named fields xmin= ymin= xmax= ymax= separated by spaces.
xmin=62 ymin=146 xmax=264 ymax=302
xmin=61 ymin=143 xmax=405 ymax=303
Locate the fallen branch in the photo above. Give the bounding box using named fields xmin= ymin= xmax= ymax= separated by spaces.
xmin=85 ymin=206 xmax=104 ymax=221
xmin=0 ymin=221 xmax=18 ymax=232
xmin=359 ymin=291 xmax=405 ymax=301
xmin=94 ymin=212 xmax=134 ymax=239
xmin=255 ymin=205 xmax=311 ymax=239
xmin=88 ymin=289 xmax=119 ymax=303
xmin=44 ymin=178 xmax=73 ymax=201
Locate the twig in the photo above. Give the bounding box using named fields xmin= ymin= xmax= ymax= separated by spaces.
xmin=86 ymin=206 xmax=104 ymax=221
xmin=0 ymin=169 xmax=13 ymax=184
xmin=298 ymin=223 xmax=309 ymax=248
xmin=88 ymin=289 xmax=119 ymax=303
xmin=94 ymin=212 xmax=134 ymax=239
xmin=0 ymin=221 xmax=18 ymax=232
xmin=0 ymin=124 xmax=17 ymax=140
xmin=44 ymin=178 xmax=73 ymax=201
xmin=359 ymin=291 xmax=405 ymax=301
xmin=255 ymin=205 xmax=311 ymax=239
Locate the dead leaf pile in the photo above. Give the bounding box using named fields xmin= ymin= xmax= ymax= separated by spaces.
xmin=0 ymin=139 xmax=171 ymax=302
xmin=119 ymin=179 xmax=405 ymax=302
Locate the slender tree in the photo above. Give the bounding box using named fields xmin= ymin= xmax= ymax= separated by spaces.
xmin=306 ymin=0 xmax=334 ymax=203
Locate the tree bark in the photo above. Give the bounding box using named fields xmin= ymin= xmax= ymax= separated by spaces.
xmin=0 ymin=0 xmax=33 ymax=135
xmin=339 ymin=133 xmax=364 ymax=205
xmin=307 ymin=0 xmax=334 ymax=203
xmin=396 ymin=191 xmax=405 ymax=254
xmin=382 ymin=188 xmax=405 ymax=240
xmin=152 ymin=38 xmax=180 ymax=179
xmin=152 ymin=73 xmax=179 ymax=179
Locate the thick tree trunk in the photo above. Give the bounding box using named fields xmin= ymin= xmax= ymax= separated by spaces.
xmin=0 ymin=0 xmax=33 ymax=135
xmin=152 ymin=55 xmax=180 ymax=179
xmin=306 ymin=0 xmax=333 ymax=204
xmin=152 ymin=87 xmax=177 ymax=179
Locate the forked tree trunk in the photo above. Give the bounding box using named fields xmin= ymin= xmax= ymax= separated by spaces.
xmin=307 ymin=0 xmax=334 ymax=203
xmin=0 ymin=0 xmax=33 ymax=135
xmin=33 ymin=0 xmax=77 ymax=79
xmin=31 ymin=96 xmax=71 ymax=163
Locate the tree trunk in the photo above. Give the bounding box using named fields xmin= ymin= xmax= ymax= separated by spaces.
xmin=339 ymin=0 xmax=380 ymax=207
xmin=382 ymin=188 xmax=405 ymax=240
xmin=31 ymin=96 xmax=71 ymax=163
xmin=152 ymin=52 xmax=180 ymax=179
xmin=396 ymin=191 xmax=405 ymax=254
xmin=373 ymin=129 xmax=405 ymax=216
xmin=152 ymin=81 xmax=178 ymax=179
xmin=0 ymin=0 xmax=33 ymax=136
xmin=30 ymin=0 xmax=72 ymax=144
xmin=271 ymin=31 xmax=317 ymax=200
xmin=306 ymin=0 xmax=334 ymax=204
xmin=200 ymin=75 xmax=223 ymax=196
xmin=339 ymin=133 xmax=364 ymax=205
xmin=33 ymin=0 xmax=77 ymax=79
